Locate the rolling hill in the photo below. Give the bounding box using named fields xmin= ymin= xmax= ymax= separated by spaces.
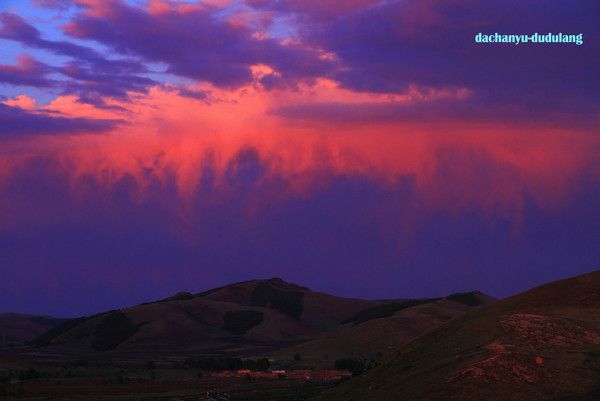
xmin=0 ymin=314 xmax=64 ymax=347
xmin=30 ymin=278 xmax=492 ymax=361
xmin=273 ymin=298 xmax=479 ymax=367
xmin=313 ymin=269 xmax=600 ymax=401
xmin=32 ymin=278 xmax=379 ymax=358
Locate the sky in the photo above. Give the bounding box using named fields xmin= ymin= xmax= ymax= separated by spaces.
xmin=0 ymin=0 xmax=599 ymax=317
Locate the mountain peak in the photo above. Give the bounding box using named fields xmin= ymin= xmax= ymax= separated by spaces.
xmin=263 ymin=277 xmax=310 ymax=291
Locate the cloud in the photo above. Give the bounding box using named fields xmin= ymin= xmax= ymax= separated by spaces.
xmin=61 ymin=0 xmax=335 ymax=88
xmin=236 ymin=0 xmax=600 ymax=126
xmin=0 ymin=102 xmax=121 ymax=139
xmin=1 ymin=130 xmax=599 ymax=316
xmin=245 ymin=0 xmax=379 ymax=21
xmin=0 ymin=54 xmax=53 ymax=87
xmin=271 ymin=85 xmax=474 ymax=124
xmin=30 ymin=0 xmax=72 ymax=9
xmin=0 ymin=12 xmax=155 ymax=101
xmin=0 ymin=79 xmax=598 ymax=316
xmin=0 ymin=0 xmax=598 ymax=319
xmin=5 ymin=0 xmax=598 ymax=128
xmin=2 ymin=94 xmax=37 ymax=110
xmin=160 ymin=84 xmax=212 ymax=101
xmin=295 ymin=0 xmax=600 ymax=124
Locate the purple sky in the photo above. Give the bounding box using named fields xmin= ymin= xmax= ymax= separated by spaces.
xmin=0 ymin=0 xmax=598 ymax=317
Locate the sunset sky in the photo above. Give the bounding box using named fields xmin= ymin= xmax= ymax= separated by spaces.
xmin=1 ymin=0 xmax=599 ymax=317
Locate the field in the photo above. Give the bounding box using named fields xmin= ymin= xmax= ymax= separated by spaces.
xmin=0 ymin=362 xmax=343 ymax=401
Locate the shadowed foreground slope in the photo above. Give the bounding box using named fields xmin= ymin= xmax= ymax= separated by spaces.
xmin=0 ymin=314 xmax=64 ymax=347
xmin=314 ymin=269 xmax=600 ymax=401
xmin=273 ymin=294 xmax=494 ymax=367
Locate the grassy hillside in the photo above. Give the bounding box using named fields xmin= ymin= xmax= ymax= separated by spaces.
xmin=313 ymin=269 xmax=600 ymax=401
xmin=272 ymin=298 xmax=481 ymax=368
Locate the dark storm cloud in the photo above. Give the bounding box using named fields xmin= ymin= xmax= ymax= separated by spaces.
xmin=241 ymin=0 xmax=600 ymax=126
xmin=61 ymin=1 xmax=335 ymax=88
xmin=0 ymin=54 xmax=54 ymax=87
xmin=56 ymin=62 xmax=154 ymax=100
xmin=8 ymin=0 xmax=597 ymax=126
xmin=0 ymin=103 xmax=120 ymax=139
xmin=0 ymin=13 xmax=145 ymax=75
xmin=162 ymin=85 xmax=211 ymax=101
xmin=1 ymin=0 xmax=598 ymax=318
xmin=294 ymin=0 xmax=600 ymax=123
xmin=1 ymin=146 xmax=599 ymax=316
xmin=0 ymin=12 xmax=155 ymax=101
xmin=272 ymin=96 xmax=599 ymax=129
xmin=245 ymin=0 xmax=379 ymax=21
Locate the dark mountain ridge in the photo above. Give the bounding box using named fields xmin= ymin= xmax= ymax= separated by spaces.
xmin=29 ymin=278 xmax=494 ymax=360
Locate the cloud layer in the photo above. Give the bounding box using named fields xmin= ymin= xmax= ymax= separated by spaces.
xmin=0 ymin=0 xmax=598 ymax=315
xmin=1 ymin=0 xmax=597 ymax=125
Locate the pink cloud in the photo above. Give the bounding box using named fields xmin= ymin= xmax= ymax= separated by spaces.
xmin=1 ymin=84 xmax=596 ymax=221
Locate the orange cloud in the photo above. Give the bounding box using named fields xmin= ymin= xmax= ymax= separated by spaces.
xmin=2 ymin=94 xmax=37 ymax=110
